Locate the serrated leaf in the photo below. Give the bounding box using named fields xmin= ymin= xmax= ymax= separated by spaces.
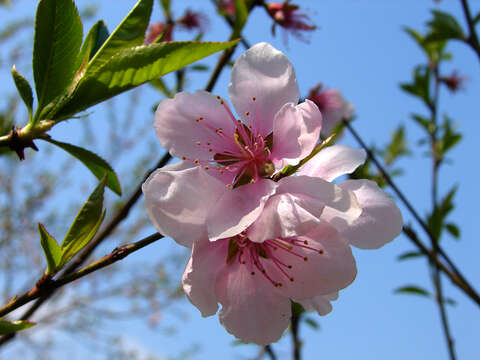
xmin=11 ymin=65 xmax=33 ymax=118
xmin=75 ymin=20 xmax=110 ymax=81
xmin=38 ymin=223 xmax=61 ymax=274
xmin=42 ymin=138 xmax=121 ymax=195
xmin=232 ymin=0 xmax=248 ymax=38
xmin=426 ymin=10 xmax=465 ymax=42
xmin=54 ymin=40 xmax=239 ymax=120
xmin=85 ymin=0 xmax=153 ymax=75
xmin=445 ymin=223 xmax=460 ymax=239
xmin=394 ymin=285 xmax=430 ymax=297
xmin=397 ymin=251 xmax=423 ymax=261
xmin=32 ymin=0 xmax=83 ymax=121
xmin=0 ymin=320 xmax=35 ymax=335
xmin=59 ymin=179 xmax=106 ymax=265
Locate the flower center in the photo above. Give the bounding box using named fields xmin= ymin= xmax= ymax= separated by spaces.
xmin=189 ymin=96 xmax=274 ymax=188
xmin=226 ymin=232 xmax=324 ymax=288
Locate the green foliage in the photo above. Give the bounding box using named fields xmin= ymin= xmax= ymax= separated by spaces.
xmin=75 ymin=20 xmax=110 ymax=81
xmin=436 ymin=115 xmax=462 ymax=158
xmin=383 ymin=126 xmax=410 ymax=166
xmin=53 ymin=40 xmax=239 ymax=120
xmin=426 ymin=10 xmax=465 ymax=42
xmin=43 ymin=138 xmax=122 ymax=195
xmin=427 ymin=186 xmax=457 ymax=241
xmin=11 ymin=65 xmax=33 ymax=119
xmin=303 ymin=317 xmax=319 ymax=330
xmin=0 ymin=320 xmax=35 ymax=335
xmin=445 ymin=223 xmax=460 ymax=239
xmin=395 ymin=285 xmax=430 ymax=297
xmin=411 ymin=113 xmax=434 ymax=134
xmin=474 ymin=12 xmax=480 ymax=25
xmin=60 ymin=179 xmax=106 ymax=265
xmin=37 ymin=180 xmax=106 ymax=273
xmin=397 ymin=251 xmax=423 ymax=261
xmin=404 ymin=27 xmax=449 ymax=64
xmin=232 ymin=0 xmax=248 ymax=38
xmin=32 ymin=0 xmax=83 ymax=123
xmin=400 ymin=65 xmax=432 ymax=108
xmin=159 ymin=0 xmax=171 ymax=17
xmin=38 ymin=223 xmax=62 ymax=274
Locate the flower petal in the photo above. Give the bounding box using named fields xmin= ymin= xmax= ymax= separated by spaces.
xmin=298 ymin=145 xmax=366 ymax=181
xmin=276 ymin=175 xmax=362 ymax=225
xmin=207 ymin=179 xmax=278 ymax=241
xmin=327 ymin=179 xmax=403 ymax=249
xmin=216 ymin=259 xmax=291 ymax=345
xmin=142 ymin=163 xmax=226 ymax=247
xmin=182 ymin=238 xmax=228 ymax=317
xmin=271 ymin=100 xmax=322 ymax=169
xmin=155 ymin=90 xmax=238 ymax=160
xmin=266 ymin=223 xmax=357 ymax=300
xmin=247 ymin=193 xmax=320 ymax=243
xmin=228 ymin=42 xmax=299 ymax=137
xmin=296 ymin=292 xmax=339 ymax=316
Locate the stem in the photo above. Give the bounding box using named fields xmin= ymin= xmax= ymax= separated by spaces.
xmin=0 ymin=233 xmax=163 ymax=319
xmin=429 ymin=64 xmax=456 ymax=360
xmin=290 ymin=311 xmax=301 ymax=360
xmin=460 ymin=0 xmax=480 ymax=61
xmin=343 ymin=120 xmax=480 ymax=307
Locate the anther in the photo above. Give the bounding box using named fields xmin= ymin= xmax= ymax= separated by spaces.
xmin=304 ymin=240 xmax=309 ymax=245
xmin=252 ymin=97 xmax=256 ymax=101
xmin=245 ymin=112 xmax=250 ymax=116
xmin=181 ymin=156 xmax=186 ymax=160
xmin=290 ymin=277 xmax=294 ymax=282
xmin=251 ymin=271 xmax=255 ymax=275
xmin=226 ymin=184 xmax=233 ymax=189
xmin=204 ymin=166 xmax=209 ymax=170
xmin=194 ymin=159 xmax=199 ymax=164
xmin=208 ymin=149 xmax=213 ymax=152
xmin=216 ymin=95 xmax=221 ymax=99
xmin=303 ymin=257 xmax=308 ymax=261
xmin=196 ymin=141 xmax=201 ymax=145
xmin=319 ymin=250 xmax=324 ymax=254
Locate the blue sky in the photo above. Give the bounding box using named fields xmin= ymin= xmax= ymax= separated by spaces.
xmin=1 ymin=0 xmax=479 ymax=359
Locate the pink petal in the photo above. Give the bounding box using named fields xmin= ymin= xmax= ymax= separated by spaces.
xmin=298 ymin=145 xmax=366 ymax=181
xmin=182 ymin=238 xmax=229 ymax=317
xmin=207 ymin=179 xmax=278 ymax=241
xmin=330 ymin=180 xmax=403 ymax=249
xmin=142 ymin=163 xmax=226 ymax=247
xmin=216 ymin=259 xmax=291 ymax=345
xmin=247 ymin=193 xmax=320 ymax=243
xmin=296 ymin=292 xmax=339 ymax=316
xmin=267 ymin=223 xmax=357 ymax=300
xmin=155 ymin=90 xmax=238 ymax=161
xmin=271 ymin=100 xmax=322 ymax=169
xmin=276 ymin=175 xmax=362 ymax=225
xmin=228 ymin=42 xmax=299 ymax=137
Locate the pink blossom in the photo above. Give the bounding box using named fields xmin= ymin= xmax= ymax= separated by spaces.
xmin=154 ymin=42 xmax=322 ymax=188
xmin=307 ymin=83 xmax=354 ymax=137
xmin=177 ymin=9 xmax=208 ymax=33
xmin=217 ymin=0 xmax=237 ymax=16
xmin=440 ymin=71 xmax=466 ymax=93
xmin=142 ymin=42 xmax=403 ymax=345
xmin=266 ymin=2 xmax=316 ymax=43
xmin=145 ymin=22 xmax=173 ymax=44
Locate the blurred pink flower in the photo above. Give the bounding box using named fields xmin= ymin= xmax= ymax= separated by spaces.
xmin=144 ymin=22 xmax=173 ymax=44
xmin=177 ymin=9 xmax=208 ymax=32
xmin=218 ymin=0 xmax=237 ymax=16
xmin=440 ymin=71 xmax=466 ymax=93
xmin=307 ymin=84 xmax=354 ymax=137
xmin=266 ymin=1 xmax=316 ymax=43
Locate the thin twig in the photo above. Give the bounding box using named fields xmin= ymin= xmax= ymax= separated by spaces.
xmin=460 ymin=0 xmax=480 ymax=61
xmin=343 ymin=120 xmax=480 ymax=307
xmin=290 ymin=311 xmax=301 ymax=360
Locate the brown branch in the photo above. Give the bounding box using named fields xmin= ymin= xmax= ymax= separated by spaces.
xmin=0 ymin=232 xmax=163 ymax=319
xmin=460 ymin=0 xmax=480 ymax=61
xmin=344 ymin=119 xmax=480 ymax=307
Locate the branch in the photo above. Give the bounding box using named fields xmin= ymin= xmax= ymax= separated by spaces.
xmin=0 ymin=232 xmax=163 ymax=319
xmin=460 ymin=0 xmax=480 ymax=61
xmin=344 ymin=119 xmax=480 ymax=307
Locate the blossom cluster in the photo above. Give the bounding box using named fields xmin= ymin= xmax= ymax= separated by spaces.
xmin=143 ymin=43 xmax=402 ymax=345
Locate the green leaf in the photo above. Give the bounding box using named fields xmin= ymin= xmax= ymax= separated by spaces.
xmin=32 ymin=0 xmax=83 ymax=120
xmin=304 ymin=317 xmax=319 ymax=330
xmin=474 ymin=12 xmax=480 ymax=25
xmin=0 ymin=320 xmax=35 ymax=335
xmin=59 ymin=179 xmax=106 ymax=265
xmin=42 ymin=138 xmax=121 ymax=195
xmin=85 ymin=0 xmax=153 ymax=75
xmin=160 ymin=0 xmax=170 ymax=16
xmin=54 ymin=40 xmax=239 ymax=120
xmin=444 ymin=297 xmax=457 ymax=306
xmin=232 ymin=0 xmax=248 ymax=38
xmin=411 ymin=113 xmax=433 ymax=134
xmin=426 ymin=10 xmax=465 ymax=42
xmin=394 ymin=285 xmax=430 ymax=297
xmin=400 ymin=65 xmax=432 ymax=107
xmin=11 ymin=65 xmax=33 ymax=118
xmin=75 ymin=20 xmax=110 ymax=81
xmin=291 ymin=300 xmax=305 ymax=316
xmin=383 ymin=125 xmax=410 ymax=166
xmin=38 ymin=223 xmax=62 ymax=274
xmin=397 ymin=251 xmax=423 ymax=261
xmin=445 ymin=223 xmax=460 ymax=239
